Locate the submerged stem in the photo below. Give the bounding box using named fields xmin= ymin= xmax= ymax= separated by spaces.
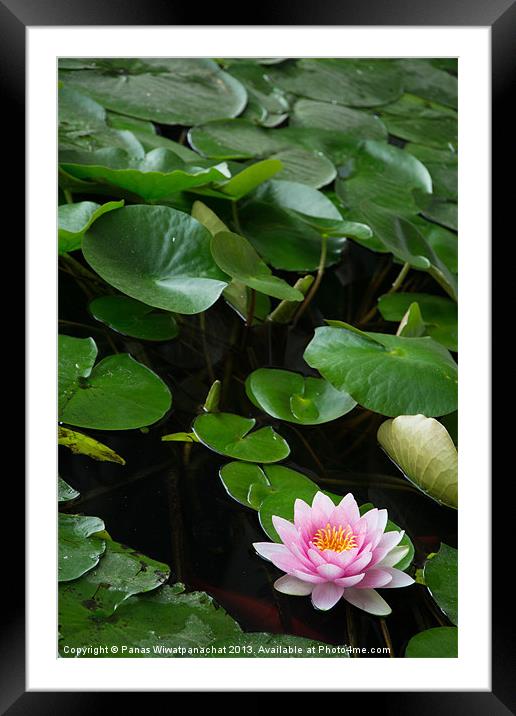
xmin=292 ymin=234 xmax=328 ymax=326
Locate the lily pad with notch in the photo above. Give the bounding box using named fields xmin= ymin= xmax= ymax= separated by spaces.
xmin=304 ymin=324 xmax=458 ymax=417
xmin=59 ymin=334 xmax=172 ymax=430
xmin=82 ymin=205 xmax=228 ymax=315
xmin=193 ymin=412 xmax=290 ymax=463
xmin=245 ymin=368 xmax=356 ymax=425
xmin=58 ymin=513 xmax=105 ymax=582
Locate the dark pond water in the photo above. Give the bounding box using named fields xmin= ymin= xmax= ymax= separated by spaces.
xmin=59 ymin=234 xmax=457 ymax=657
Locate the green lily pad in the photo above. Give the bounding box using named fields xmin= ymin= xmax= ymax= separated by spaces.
xmin=405 ymin=627 xmax=458 ymax=657
xmin=406 ymin=144 xmax=457 ymax=200
xmin=58 ymin=476 xmax=79 ymax=503
xmin=379 ymin=94 xmax=457 ymax=149
xmin=395 ymin=59 xmax=457 ymax=109
xmin=59 ymin=535 xmax=170 ymax=618
xmin=424 ymin=543 xmax=458 ymax=625
xmin=59 ymin=584 xmax=242 ymax=657
xmin=292 ymin=98 xmax=387 ymax=140
xmin=58 ymin=426 xmax=126 ymax=464
xmin=304 ymin=325 xmax=458 ymax=417
xmin=378 ymin=292 xmax=457 ymax=351
xmin=336 ymin=140 xmax=432 ymax=215
xmin=60 ymin=147 xmax=230 ymax=202
xmin=226 ymin=62 xmax=289 ymax=127
xmin=58 ymin=200 xmax=124 ymax=254
xmin=219 ymin=462 xmax=317 ymax=510
xmin=89 ymin=295 xmax=178 ymax=341
xmin=82 ymin=205 xmax=228 ymax=315
xmin=213 ymin=159 xmax=283 ymax=200
xmin=209 ymin=632 xmax=346 ymax=657
xmin=58 ymin=513 xmax=105 ymax=582
xmin=344 ymin=204 xmax=457 ymax=300
xmin=59 ymin=335 xmax=172 ymax=430
xmin=239 ymin=201 xmax=347 ymax=272
xmin=189 ymin=119 xmax=336 ymax=188
xmin=193 ymin=412 xmax=290 ymax=463
xmin=245 ymin=368 xmax=356 ymax=424
xmin=267 ymin=58 xmax=403 ymax=107
xmin=59 ymin=58 xmax=247 ymax=126
xmin=210 ymin=232 xmax=303 ymax=301
xmin=377 ymin=415 xmax=458 ymax=508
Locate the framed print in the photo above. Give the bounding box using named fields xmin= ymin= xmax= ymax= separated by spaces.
xmin=4 ymin=0 xmax=510 ymax=707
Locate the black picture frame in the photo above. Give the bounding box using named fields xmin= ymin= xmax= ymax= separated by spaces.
xmin=5 ymin=0 xmax=509 ymax=708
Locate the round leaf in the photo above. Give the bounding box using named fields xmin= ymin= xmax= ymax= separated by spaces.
xmin=59 ymin=335 xmax=172 ymax=430
xmin=219 ymin=462 xmax=316 ymax=510
xmin=377 ymin=415 xmax=458 ymax=508
xmin=193 ymin=412 xmax=290 ymax=463
xmin=82 ymin=205 xmax=228 ymax=315
xmin=59 ymin=58 xmax=248 ymax=126
xmin=292 ymin=98 xmax=387 ymax=140
xmin=304 ymin=325 xmax=458 ymax=417
xmin=90 ymin=295 xmax=178 ymax=341
xmin=245 ymin=368 xmax=356 ymax=424
xmin=378 ymin=292 xmax=457 ymax=351
xmin=58 ymin=200 xmax=124 ymax=254
xmin=405 ymin=627 xmax=458 ymax=658
xmin=424 ymin=544 xmax=458 ymax=625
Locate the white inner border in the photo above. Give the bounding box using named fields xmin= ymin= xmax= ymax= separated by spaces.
xmin=27 ymin=26 xmax=491 ymax=691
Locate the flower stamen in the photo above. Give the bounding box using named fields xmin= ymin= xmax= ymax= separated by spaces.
xmin=312 ymin=523 xmax=357 ymax=553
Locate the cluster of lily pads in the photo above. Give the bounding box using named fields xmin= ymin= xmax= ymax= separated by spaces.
xmin=58 ymin=57 xmax=458 ymax=658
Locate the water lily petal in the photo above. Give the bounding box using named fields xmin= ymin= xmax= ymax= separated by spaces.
xmin=376 ymin=545 xmax=409 ymax=568
xmin=293 ymin=569 xmax=326 ymax=584
xmin=253 ymin=542 xmax=302 ymax=572
xmin=311 ymin=492 xmax=335 ymax=525
xmin=381 ymin=567 xmax=415 ymax=588
xmin=343 ymin=587 xmax=392 ymax=616
xmin=338 ymin=493 xmax=360 ymax=525
xmin=294 ymin=498 xmax=314 ymax=537
xmin=272 ymin=515 xmax=300 ymax=545
xmin=335 ymin=573 xmax=365 ymax=588
xmin=361 ymin=507 xmax=379 ymax=533
xmin=307 ymin=547 xmax=327 ymax=567
xmin=311 ymin=582 xmax=344 ymax=610
xmin=344 ymin=550 xmax=373 ymax=575
xmin=355 ymin=568 xmax=393 ymax=588
xmin=316 ymin=562 xmax=344 ymax=580
xmin=274 ymin=574 xmax=313 ymax=596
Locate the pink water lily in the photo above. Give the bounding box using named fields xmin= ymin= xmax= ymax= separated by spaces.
xmin=253 ymin=491 xmax=414 ymax=616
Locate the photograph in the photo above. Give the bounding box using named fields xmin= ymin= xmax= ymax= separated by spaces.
xmin=56 ymin=56 xmax=459 ymax=660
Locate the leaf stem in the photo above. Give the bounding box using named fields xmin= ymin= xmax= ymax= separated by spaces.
xmin=292 ymin=234 xmax=328 ymax=326
xmin=231 ymin=200 xmax=243 ymax=235
xmin=359 ymin=261 xmax=410 ymax=326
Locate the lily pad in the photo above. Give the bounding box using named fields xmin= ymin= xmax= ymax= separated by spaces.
xmin=210 ymin=232 xmax=303 ymax=301
xmin=59 ymin=335 xmax=172 ymax=430
xmin=304 ymin=325 xmax=458 ymax=417
xmin=60 ymin=147 xmax=230 ymax=202
xmin=58 ymin=513 xmax=105 ymax=582
xmin=378 ymin=292 xmax=457 ymax=351
xmin=58 ymin=426 xmax=126 ymax=464
xmin=213 ymin=159 xmax=283 ymax=200
xmin=219 ymin=462 xmax=317 ymax=510
xmin=245 ymin=368 xmax=356 ymax=424
xmin=379 ymin=94 xmax=457 ymax=149
xmin=405 ymin=627 xmax=458 ymax=658
xmin=424 ymin=543 xmax=458 ymax=625
xmin=89 ymin=295 xmax=178 ymax=341
xmin=395 ymin=59 xmax=457 ymax=109
xmin=58 ymin=200 xmax=124 ymax=254
xmin=59 ymin=584 xmax=242 ymax=657
xmin=226 ymin=62 xmax=289 ymax=127
xmin=82 ymin=205 xmax=228 ymax=315
xmin=59 ymin=58 xmax=248 ymax=126
xmin=396 ymin=303 xmax=426 ymax=338
xmin=193 ymin=412 xmax=290 ymax=463
xmin=267 ymin=59 xmax=403 ymax=107
xmin=336 ymin=140 xmax=432 ymax=215
xmin=377 ymin=415 xmax=458 ymax=508
xmin=239 ymin=201 xmax=347 ymax=272
xmin=292 ymin=98 xmax=387 ymax=140
xmin=59 ymin=536 xmax=170 ymax=617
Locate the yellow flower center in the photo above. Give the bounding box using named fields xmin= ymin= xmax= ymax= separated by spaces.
xmin=312 ymin=523 xmax=357 ymax=553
